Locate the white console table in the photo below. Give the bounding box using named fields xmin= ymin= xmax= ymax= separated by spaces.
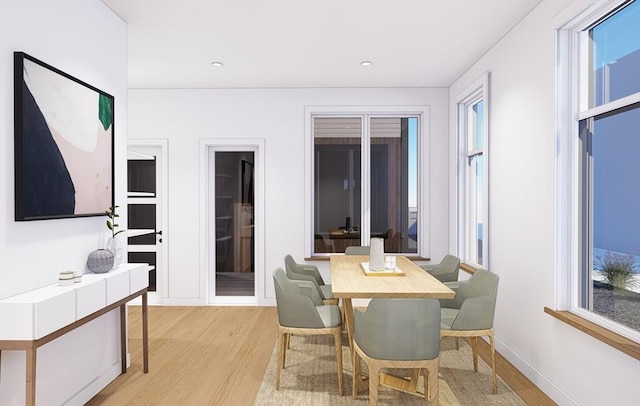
xmin=0 ymin=263 xmax=151 ymax=406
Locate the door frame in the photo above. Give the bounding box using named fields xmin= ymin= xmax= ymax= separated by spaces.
xmin=200 ymin=138 xmax=265 ymax=305
xmin=128 ymin=138 xmax=169 ymax=304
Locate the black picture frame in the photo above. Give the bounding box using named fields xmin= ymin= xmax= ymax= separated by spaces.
xmin=14 ymin=52 xmax=115 ymax=221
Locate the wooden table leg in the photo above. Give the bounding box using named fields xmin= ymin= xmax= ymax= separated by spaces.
xmin=142 ymin=291 xmax=149 ymax=373
xmin=342 ymin=298 xmax=354 ymax=356
xmin=341 ymin=299 xmax=366 ymax=392
xmin=26 ymin=348 xmax=36 ymax=406
xmin=120 ymin=304 xmax=127 ymax=373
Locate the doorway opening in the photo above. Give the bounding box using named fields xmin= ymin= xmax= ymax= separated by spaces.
xmin=214 ymin=151 xmax=255 ymax=296
xmin=205 ymin=142 xmax=262 ymax=305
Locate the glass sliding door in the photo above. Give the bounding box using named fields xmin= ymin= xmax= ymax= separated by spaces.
xmin=312 ymin=115 xmax=419 ymax=255
xmin=314 ymin=117 xmax=362 ymax=253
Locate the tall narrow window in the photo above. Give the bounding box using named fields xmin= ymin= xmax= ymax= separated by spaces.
xmin=456 ymin=74 xmax=489 ymax=268
xmin=558 ymin=0 xmax=639 ymax=340
xmin=312 ymin=114 xmax=421 ymax=255
xmin=578 ymin=0 xmax=640 ymax=333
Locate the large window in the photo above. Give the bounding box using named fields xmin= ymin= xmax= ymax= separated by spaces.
xmin=558 ymin=0 xmax=639 ymax=340
xmin=456 ymin=74 xmax=489 ymax=268
xmin=306 ymin=108 xmax=427 ymax=256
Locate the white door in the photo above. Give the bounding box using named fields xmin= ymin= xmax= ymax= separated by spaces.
xmin=127 ymin=140 xmax=168 ymax=305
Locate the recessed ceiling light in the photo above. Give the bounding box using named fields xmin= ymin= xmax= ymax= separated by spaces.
xmin=360 ymin=61 xmax=373 ymax=66
xmin=211 ymin=62 xmax=224 ymax=67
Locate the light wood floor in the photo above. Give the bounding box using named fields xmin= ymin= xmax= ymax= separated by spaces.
xmin=86 ymin=306 xmax=555 ymax=405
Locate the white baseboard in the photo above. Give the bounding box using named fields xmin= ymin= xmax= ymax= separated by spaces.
xmin=494 ymin=338 xmax=577 ymax=405
xmin=161 ymin=298 xmax=206 ymax=306
xmin=62 ymin=359 xmax=124 ymax=406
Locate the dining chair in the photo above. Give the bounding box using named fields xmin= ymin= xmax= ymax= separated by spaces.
xmin=345 ymin=246 xmax=370 ymax=255
xmin=420 ymin=254 xmax=460 ymax=283
xmin=352 ymin=298 xmax=441 ymax=406
xmin=284 ymin=254 xmax=337 ymax=305
xmin=439 ymin=269 xmax=499 ymax=393
xmin=272 ymin=268 xmax=344 ymax=396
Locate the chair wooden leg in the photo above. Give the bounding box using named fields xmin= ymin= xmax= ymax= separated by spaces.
xmin=472 ymin=336 xmax=478 ymax=372
xmin=275 ymin=331 xmax=285 ymax=390
xmin=409 ymin=368 xmax=420 ymax=393
xmin=490 ymin=332 xmax=497 ymax=394
xmin=425 ymin=362 xmax=439 ymax=406
xmin=352 ymin=347 xmax=361 ymax=399
xmin=368 ymin=365 xmax=380 ymax=406
xmin=332 ymin=329 xmax=344 ymax=396
xmin=282 ymin=333 xmax=288 ymax=369
xmin=423 ymin=368 xmax=430 ymax=400
xmin=455 ymin=337 xmax=459 ymax=350
xmin=286 ymin=333 xmax=291 ymax=349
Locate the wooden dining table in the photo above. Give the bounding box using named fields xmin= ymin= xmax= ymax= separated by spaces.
xmin=330 ymin=254 xmax=455 ymax=395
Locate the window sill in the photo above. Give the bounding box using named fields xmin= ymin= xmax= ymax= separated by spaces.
xmin=544 ymin=307 xmax=640 ymax=361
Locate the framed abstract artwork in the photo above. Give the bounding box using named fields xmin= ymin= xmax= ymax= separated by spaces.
xmin=14 ymin=52 xmax=114 ymax=221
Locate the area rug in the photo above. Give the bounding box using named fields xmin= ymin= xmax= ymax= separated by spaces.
xmin=254 ymin=333 xmax=525 ymax=405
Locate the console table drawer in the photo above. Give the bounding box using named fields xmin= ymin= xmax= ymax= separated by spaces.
xmin=76 ymin=279 xmax=107 ymax=320
xmin=0 ymin=286 xmax=76 ymax=340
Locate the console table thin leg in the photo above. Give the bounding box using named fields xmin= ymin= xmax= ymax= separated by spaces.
xmin=142 ymin=292 xmax=149 ymax=373
xmin=120 ymin=304 xmax=127 ymax=373
xmin=26 ymin=348 xmax=36 ymax=406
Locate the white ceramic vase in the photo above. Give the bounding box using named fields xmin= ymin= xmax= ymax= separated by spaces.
xmin=107 ymin=237 xmax=122 ymax=269
xmin=369 ymin=237 xmax=385 ymax=271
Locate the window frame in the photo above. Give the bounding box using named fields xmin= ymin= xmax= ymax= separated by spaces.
xmin=556 ymin=0 xmax=640 ymax=343
xmin=455 ymin=73 xmax=490 ymax=269
xmin=304 ymin=105 xmax=430 ymax=258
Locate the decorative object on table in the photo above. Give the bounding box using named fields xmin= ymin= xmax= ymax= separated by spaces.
xmin=58 ymin=271 xmax=74 ymax=286
xmin=105 ymin=205 xmax=125 ymax=269
xmin=385 ymin=255 xmax=397 ymax=269
xmin=13 ymin=52 xmax=114 ymax=221
xmin=360 ymin=261 xmax=405 ymax=277
xmin=72 ymin=270 xmax=83 ymax=283
xmin=87 ymin=249 xmax=114 ymax=273
xmin=369 ymin=237 xmax=385 ymax=271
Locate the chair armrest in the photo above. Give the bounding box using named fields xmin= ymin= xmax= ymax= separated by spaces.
xmin=288 ymin=279 xmax=324 ymax=306
xmin=297 ymin=265 xmax=325 ymax=285
xmin=439 ymin=280 xmax=467 ymax=309
xmin=300 ymin=265 xmax=325 ymax=285
xmin=450 ymin=294 xmax=496 ymax=330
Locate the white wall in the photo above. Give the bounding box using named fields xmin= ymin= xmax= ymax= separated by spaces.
xmin=0 ymin=1 xmax=127 ymax=404
xmin=127 ymin=87 xmax=450 ymax=305
xmin=449 ymin=1 xmax=640 ymax=405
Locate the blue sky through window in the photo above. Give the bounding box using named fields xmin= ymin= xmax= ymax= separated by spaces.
xmin=592 ymin=0 xmax=639 ymax=70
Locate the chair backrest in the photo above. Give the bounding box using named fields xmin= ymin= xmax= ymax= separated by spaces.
xmin=436 ymin=254 xmax=461 ymax=282
xmin=441 ymin=254 xmax=460 ymax=271
xmin=273 ymin=268 xmax=325 ymax=328
xmin=345 ymin=246 xmax=370 ymax=255
xmin=284 ymin=254 xmax=324 ymax=285
xmin=354 ymin=298 xmax=440 ymax=361
xmin=450 ymin=269 xmax=499 ymax=331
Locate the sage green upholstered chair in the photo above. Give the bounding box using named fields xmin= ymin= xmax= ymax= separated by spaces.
xmin=439 ymin=269 xmax=499 ymax=393
xmin=284 ymin=254 xmax=337 ymax=305
xmin=353 ymin=298 xmax=441 ymax=406
xmin=272 ymin=268 xmax=344 ymax=395
xmin=420 ymin=254 xmax=460 ymax=283
xmin=345 ymin=246 xmax=370 ymax=255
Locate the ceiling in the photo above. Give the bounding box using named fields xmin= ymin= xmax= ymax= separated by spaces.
xmin=103 ymin=0 xmax=541 ymax=89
